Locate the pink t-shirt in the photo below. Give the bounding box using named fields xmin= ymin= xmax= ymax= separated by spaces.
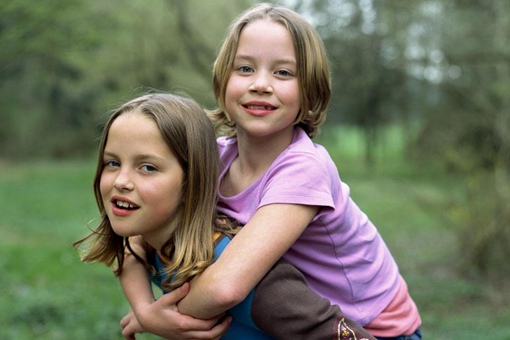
xmin=216 ymin=128 xmax=417 ymax=328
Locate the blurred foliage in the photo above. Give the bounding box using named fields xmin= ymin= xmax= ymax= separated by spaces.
xmin=0 ymin=0 xmax=254 ymax=158
xmin=1 ymin=0 xmax=509 ymax=283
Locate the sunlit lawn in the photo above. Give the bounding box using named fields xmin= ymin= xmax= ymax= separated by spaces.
xmin=1 ymin=129 xmax=510 ymax=339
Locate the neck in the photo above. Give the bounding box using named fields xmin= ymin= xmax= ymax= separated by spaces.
xmin=235 ymin=127 xmax=295 ymax=177
xmin=220 ymin=127 xmax=296 ymax=197
xmin=142 ymin=214 xmax=181 ymax=250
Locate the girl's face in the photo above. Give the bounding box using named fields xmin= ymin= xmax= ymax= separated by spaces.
xmin=100 ymin=111 xmax=184 ymax=249
xmin=225 ymin=19 xmax=300 ymax=142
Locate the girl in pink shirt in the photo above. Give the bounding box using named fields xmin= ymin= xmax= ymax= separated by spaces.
xmin=204 ymin=3 xmax=422 ymax=338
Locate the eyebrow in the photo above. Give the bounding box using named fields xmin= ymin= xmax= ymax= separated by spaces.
xmin=103 ymin=151 xmax=166 ymax=163
xmin=234 ymin=54 xmax=296 ymax=66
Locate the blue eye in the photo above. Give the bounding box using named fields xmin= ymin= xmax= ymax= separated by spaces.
xmin=237 ymin=65 xmax=253 ymax=73
xmin=104 ymin=160 xmax=120 ymax=168
xmin=275 ymin=69 xmax=293 ymax=77
xmin=141 ymin=164 xmax=157 ymax=172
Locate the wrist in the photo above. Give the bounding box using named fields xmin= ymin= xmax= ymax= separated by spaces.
xmin=133 ymin=301 xmax=156 ymax=330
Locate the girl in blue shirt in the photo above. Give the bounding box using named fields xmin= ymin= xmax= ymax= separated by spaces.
xmin=74 ymin=93 xmax=374 ymax=339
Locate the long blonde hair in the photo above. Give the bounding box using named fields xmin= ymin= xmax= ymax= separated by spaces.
xmin=209 ymin=2 xmax=331 ymax=138
xmin=74 ymin=93 xmax=236 ymax=289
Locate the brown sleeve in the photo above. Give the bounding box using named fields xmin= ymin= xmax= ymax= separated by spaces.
xmin=251 ymin=259 xmax=376 ymax=340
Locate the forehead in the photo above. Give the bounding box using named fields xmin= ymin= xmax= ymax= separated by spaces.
xmin=107 ymin=111 xmax=166 ymax=149
xmin=237 ymin=19 xmax=295 ymax=59
xmin=111 ymin=110 xmax=155 ymax=132
xmin=241 ymin=18 xmax=289 ymax=39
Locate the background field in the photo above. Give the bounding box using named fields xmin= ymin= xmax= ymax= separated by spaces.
xmin=2 ymin=128 xmax=509 ymax=339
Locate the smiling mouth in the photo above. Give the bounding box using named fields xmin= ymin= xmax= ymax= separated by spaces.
xmin=115 ymin=200 xmax=139 ymax=210
xmin=244 ymin=105 xmax=276 ymax=110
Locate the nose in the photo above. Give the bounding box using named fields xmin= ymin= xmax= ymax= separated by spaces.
xmin=113 ymin=168 xmax=134 ymax=191
xmin=249 ymin=71 xmax=273 ymax=93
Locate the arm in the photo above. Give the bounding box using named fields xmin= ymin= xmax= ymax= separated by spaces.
xmin=119 ymin=236 xmax=155 ymax=323
xmin=178 ymin=203 xmax=318 ymax=318
xmin=119 ymin=236 xmax=231 ymax=340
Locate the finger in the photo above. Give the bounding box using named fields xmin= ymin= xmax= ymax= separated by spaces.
xmin=159 ymin=282 xmax=190 ymax=306
xmin=120 ymin=310 xmax=134 ymax=328
xmin=121 ymin=326 xmax=136 ymax=340
xmin=122 ymin=321 xmax=142 ymax=340
xmin=186 ymin=315 xmax=232 ymax=340
xmin=179 ymin=282 xmax=190 ymax=294
xmin=120 ymin=315 xmax=129 ymax=328
xmin=211 ymin=315 xmax=232 ymax=339
xmin=177 ymin=312 xmax=230 ymax=332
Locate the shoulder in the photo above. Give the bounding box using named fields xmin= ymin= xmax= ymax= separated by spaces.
xmin=217 ymin=136 xmax=238 ymax=159
xmin=272 ymin=129 xmax=332 ymax=174
xmin=286 ymin=128 xmax=330 ymax=159
xmin=217 ymin=136 xmax=236 ymax=149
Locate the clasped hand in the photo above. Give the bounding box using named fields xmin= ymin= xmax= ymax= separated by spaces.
xmin=120 ymin=283 xmax=231 ymax=340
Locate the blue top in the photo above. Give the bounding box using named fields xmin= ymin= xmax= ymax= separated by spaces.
xmin=150 ymin=234 xmax=273 ymax=339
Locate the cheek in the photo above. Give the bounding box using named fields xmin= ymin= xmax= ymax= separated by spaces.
xmin=225 ymin=76 xmax=244 ymax=99
xmin=281 ymin=83 xmax=300 ymax=103
xmin=99 ymin=173 xmax=112 ymax=201
xmin=145 ymin=183 xmax=183 ymax=221
xmin=143 ymin=179 xmax=182 ymax=205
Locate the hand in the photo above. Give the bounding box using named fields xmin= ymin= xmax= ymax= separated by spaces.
xmin=134 ymin=282 xmax=232 ymax=340
xmin=120 ymin=310 xmax=144 ymax=340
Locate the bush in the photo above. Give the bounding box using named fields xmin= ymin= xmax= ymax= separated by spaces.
xmin=454 ymin=169 xmax=510 ymax=285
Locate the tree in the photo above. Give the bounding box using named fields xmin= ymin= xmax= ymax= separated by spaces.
xmin=438 ymin=0 xmax=510 ymax=280
xmin=0 ymin=0 xmax=255 ymax=158
xmin=403 ymin=0 xmax=510 ymax=281
xmin=284 ymin=0 xmax=425 ymax=167
xmin=0 ymin=0 xmax=114 ymax=157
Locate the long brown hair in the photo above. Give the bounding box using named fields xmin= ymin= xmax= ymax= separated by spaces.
xmin=209 ymin=2 xmax=331 ymax=138
xmin=74 ymin=93 xmax=236 ymax=289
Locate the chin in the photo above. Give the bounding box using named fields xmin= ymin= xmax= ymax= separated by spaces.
xmin=110 ymin=226 xmax=136 ymax=238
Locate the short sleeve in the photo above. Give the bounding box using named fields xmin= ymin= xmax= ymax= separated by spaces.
xmin=259 ymin=150 xmax=334 ymax=209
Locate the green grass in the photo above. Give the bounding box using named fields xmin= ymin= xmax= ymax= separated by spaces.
xmin=1 ymin=161 xmax=130 ymax=339
xmin=1 ymin=136 xmax=510 ymax=338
